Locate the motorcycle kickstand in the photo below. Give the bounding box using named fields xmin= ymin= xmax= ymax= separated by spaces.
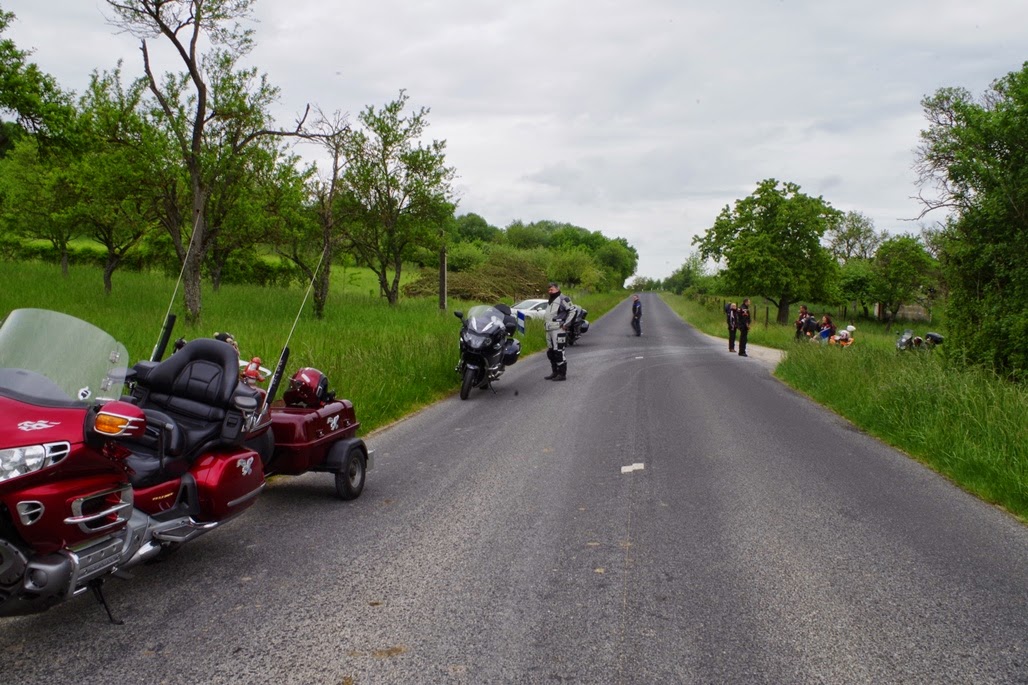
xmin=89 ymin=578 xmax=124 ymax=625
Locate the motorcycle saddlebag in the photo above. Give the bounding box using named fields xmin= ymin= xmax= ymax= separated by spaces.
xmin=503 ymin=338 xmax=521 ymax=366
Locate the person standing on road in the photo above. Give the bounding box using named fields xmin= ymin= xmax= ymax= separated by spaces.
xmin=631 ymin=295 xmax=642 ymax=336
xmin=737 ymin=298 xmax=751 ymax=357
xmin=726 ymin=302 xmax=738 ymax=352
xmin=544 ymin=282 xmax=575 ymax=381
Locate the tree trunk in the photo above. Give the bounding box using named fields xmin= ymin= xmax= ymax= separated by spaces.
xmin=438 ymin=244 xmax=447 ymax=310
xmin=776 ymin=297 xmax=791 ymax=325
xmin=60 ymin=248 xmax=69 ymax=277
xmin=183 ymin=181 xmax=207 ymax=325
xmin=313 ymin=242 xmax=332 ymax=320
xmin=103 ymin=255 xmax=119 ymax=294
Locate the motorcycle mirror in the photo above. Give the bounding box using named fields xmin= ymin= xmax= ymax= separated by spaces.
xmin=454 ymin=311 xmax=464 ymax=320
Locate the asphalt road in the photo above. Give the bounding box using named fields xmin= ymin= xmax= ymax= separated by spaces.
xmin=2 ymin=293 xmax=1026 ymax=684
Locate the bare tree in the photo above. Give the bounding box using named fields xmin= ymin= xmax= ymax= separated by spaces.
xmin=106 ymin=0 xmax=311 ymax=323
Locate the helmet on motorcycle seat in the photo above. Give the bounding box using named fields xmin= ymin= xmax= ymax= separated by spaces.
xmin=283 ymin=367 xmax=333 ymax=407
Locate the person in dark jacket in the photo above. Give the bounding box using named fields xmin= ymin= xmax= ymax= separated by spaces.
xmin=794 ymin=305 xmax=810 ymax=340
xmin=631 ymin=295 xmax=642 ymax=336
xmin=737 ymin=298 xmax=751 ymax=357
xmin=726 ymin=302 xmax=738 ymax=352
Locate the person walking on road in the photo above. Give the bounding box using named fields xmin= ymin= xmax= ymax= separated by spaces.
xmin=544 ymin=282 xmax=575 ymax=381
xmin=726 ymin=302 xmax=738 ymax=352
xmin=631 ymin=295 xmax=642 ymax=336
xmin=737 ymin=298 xmax=751 ymax=357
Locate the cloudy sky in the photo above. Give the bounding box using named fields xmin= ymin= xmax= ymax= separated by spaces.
xmin=3 ymin=0 xmax=1026 ymax=279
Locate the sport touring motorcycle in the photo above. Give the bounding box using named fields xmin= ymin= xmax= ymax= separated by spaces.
xmin=454 ymin=304 xmax=521 ymax=400
xmin=0 ymin=308 xmax=372 ymax=621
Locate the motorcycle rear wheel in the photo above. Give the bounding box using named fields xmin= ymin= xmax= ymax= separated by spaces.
xmin=459 ymin=367 xmax=476 ymax=400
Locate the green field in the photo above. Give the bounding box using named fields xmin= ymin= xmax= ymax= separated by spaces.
xmin=0 ymin=262 xmax=619 ymax=433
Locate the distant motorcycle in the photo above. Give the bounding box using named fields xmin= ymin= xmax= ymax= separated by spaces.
xmin=566 ymin=306 xmax=590 ymax=346
xmin=454 ymin=304 xmax=521 ymax=400
xmin=897 ymin=329 xmax=944 ymax=351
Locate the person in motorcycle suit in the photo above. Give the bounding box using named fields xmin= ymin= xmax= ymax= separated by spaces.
xmin=544 ymin=282 xmax=575 ymax=381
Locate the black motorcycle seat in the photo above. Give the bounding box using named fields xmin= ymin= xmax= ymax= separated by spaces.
xmin=131 ymin=338 xmax=242 ymax=458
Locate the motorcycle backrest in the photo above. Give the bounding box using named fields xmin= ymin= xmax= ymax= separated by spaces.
xmin=136 ymin=338 xmax=240 ymax=417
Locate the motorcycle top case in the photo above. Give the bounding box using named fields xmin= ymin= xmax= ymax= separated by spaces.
xmin=503 ymin=338 xmax=521 ymax=366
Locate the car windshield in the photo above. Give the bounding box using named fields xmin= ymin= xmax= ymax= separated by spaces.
xmin=513 ymin=300 xmax=543 ymax=310
xmin=465 ymin=305 xmax=506 ymax=334
xmin=0 ymin=308 xmax=130 ymax=408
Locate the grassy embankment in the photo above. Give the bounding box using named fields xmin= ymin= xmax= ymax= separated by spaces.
xmin=661 ymin=293 xmax=1028 ymax=523
xmin=1 ymin=262 xmax=622 ymax=433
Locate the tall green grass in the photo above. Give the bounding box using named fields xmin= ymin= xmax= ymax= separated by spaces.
xmin=0 ymin=263 xmax=620 ymax=433
xmin=662 ymin=292 xmax=1028 ymax=522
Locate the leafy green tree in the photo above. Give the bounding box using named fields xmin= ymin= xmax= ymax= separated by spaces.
xmin=838 ymin=258 xmax=875 ymax=319
xmin=339 ymin=89 xmax=456 ymax=305
xmin=72 ymin=65 xmax=159 ymax=292
xmin=107 ymin=0 xmax=313 ymax=323
xmin=628 ymin=276 xmax=660 ymax=291
xmin=447 ymin=241 xmax=486 ymax=272
xmin=663 ymin=253 xmax=709 ymax=295
xmin=594 ymin=237 xmax=638 ymax=290
xmin=505 ymin=220 xmax=549 ymax=249
xmin=870 ymin=236 xmax=936 ymax=329
xmin=826 ymin=211 xmax=884 ymax=262
xmin=0 ymin=137 xmax=81 ymax=273
xmin=915 ymin=65 xmax=1028 ymax=379
xmin=455 ymin=213 xmax=500 ymax=244
xmin=549 ymin=247 xmax=602 ymax=291
xmin=693 ymin=179 xmax=842 ymax=324
xmin=0 ymin=9 xmax=75 ymax=145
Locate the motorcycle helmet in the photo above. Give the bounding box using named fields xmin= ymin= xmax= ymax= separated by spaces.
xmin=283 ymin=367 xmax=333 ymax=407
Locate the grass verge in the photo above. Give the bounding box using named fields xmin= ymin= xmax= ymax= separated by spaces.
xmin=661 ymin=293 xmax=1028 ymax=522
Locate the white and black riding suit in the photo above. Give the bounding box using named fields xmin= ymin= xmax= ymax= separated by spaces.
xmin=544 ymin=291 xmax=575 ymax=379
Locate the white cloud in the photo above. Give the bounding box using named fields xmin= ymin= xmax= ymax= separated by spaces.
xmin=3 ymin=0 xmax=1026 ymax=279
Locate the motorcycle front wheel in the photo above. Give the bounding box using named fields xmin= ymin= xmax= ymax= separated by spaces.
xmin=459 ymin=366 xmax=477 ymax=400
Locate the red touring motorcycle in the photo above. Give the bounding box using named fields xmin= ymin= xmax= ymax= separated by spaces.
xmin=0 ymin=308 xmax=372 ymax=621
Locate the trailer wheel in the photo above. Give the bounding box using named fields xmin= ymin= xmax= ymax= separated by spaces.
xmin=334 ymin=446 xmax=366 ymax=500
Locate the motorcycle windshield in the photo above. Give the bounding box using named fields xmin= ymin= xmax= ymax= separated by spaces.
xmin=465 ymin=306 xmax=506 ymax=336
xmin=0 ymin=308 xmax=130 ymax=408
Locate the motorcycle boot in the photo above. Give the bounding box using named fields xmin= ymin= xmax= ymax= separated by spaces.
xmin=544 ymin=349 xmax=559 ymax=379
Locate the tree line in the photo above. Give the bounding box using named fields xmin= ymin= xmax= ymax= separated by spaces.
xmin=0 ymin=1 xmax=638 ymax=323
xmin=632 ymin=61 xmax=1028 ymax=382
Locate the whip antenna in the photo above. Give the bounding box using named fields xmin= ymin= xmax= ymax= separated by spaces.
xmin=260 ymin=248 xmax=329 ymax=415
xmin=150 ymin=214 xmax=202 ymax=361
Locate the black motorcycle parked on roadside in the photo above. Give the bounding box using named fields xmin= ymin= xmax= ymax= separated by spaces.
xmin=454 ymin=304 xmax=521 ymax=400
xmin=567 ymin=306 xmax=590 ymax=346
xmin=897 ymin=329 xmax=944 ymax=352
